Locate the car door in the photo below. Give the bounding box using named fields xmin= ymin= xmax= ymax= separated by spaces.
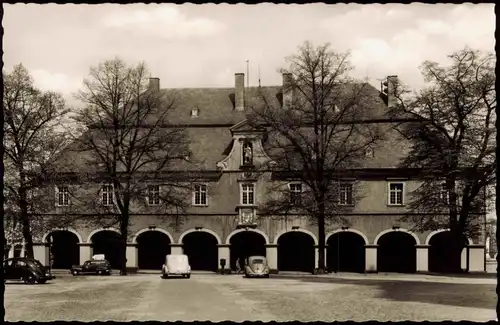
xmin=81 ymin=261 xmax=92 ymax=274
xmin=4 ymin=260 xmax=14 ymax=279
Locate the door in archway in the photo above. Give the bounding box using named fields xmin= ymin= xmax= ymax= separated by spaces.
xmin=428 ymin=231 xmax=468 ymax=273
xmin=137 ymin=231 xmax=171 ymax=270
xmin=278 ymin=232 xmax=315 ymax=273
xmin=327 ymin=232 xmax=365 ymax=273
xmin=377 ymin=231 xmax=416 ymax=273
xmin=182 ymin=232 xmax=218 ymax=271
xmin=47 ymin=230 xmax=80 ymax=269
xmin=91 ymin=230 xmax=122 ymax=269
xmin=229 ymin=231 xmax=266 ymax=271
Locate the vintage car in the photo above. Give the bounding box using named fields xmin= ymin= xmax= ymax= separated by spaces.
xmin=71 ymin=254 xmax=112 ymax=276
xmin=244 ymin=256 xmax=270 ymax=278
xmin=3 ymin=257 xmax=55 ymax=284
xmin=161 ymin=254 xmax=191 ymax=279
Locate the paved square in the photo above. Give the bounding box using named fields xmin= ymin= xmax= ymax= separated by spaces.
xmin=4 ymin=272 xmax=496 ymax=321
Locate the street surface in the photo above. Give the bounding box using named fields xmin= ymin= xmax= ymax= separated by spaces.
xmin=4 ymin=272 xmax=496 ymax=322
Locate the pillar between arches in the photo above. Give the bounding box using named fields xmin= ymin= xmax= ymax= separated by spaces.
xmin=170 ymin=243 xmax=184 ymax=255
xmin=415 ymin=244 xmax=429 ymax=272
xmin=265 ymin=244 xmax=278 ymax=274
xmin=364 ymin=244 xmax=378 ymax=273
xmin=33 ymin=242 xmax=49 ymax=266
xmin=217 ymin=244 xmax=230 ymax=274
xmin=314 ymin=245 xmax=327 ymax=270
xmin=78 ymin=243 xmax=93 ymax=265
xmin=126 ymin=243 xmax=138 ymax=269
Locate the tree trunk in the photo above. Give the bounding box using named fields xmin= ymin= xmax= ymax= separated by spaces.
xmin=119 ymin=219 xmax=128 ymax=276
xmin=18 ymin=183 xmax=34 ymax=259
xmin=315 ymin=195 xmax=327 ymax=274
xmin=447 ymin=227 xmax=466 ymax=274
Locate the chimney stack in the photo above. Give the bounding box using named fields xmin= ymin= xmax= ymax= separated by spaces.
xmin=149 ymin=77 xmax=160 ymax=92
xmin=235 ymin=73 xmax=245 ymax=111
xmin=282 ymin=72 xmax=293 ymax=109
xmin=382 ymin=75 xmax=398 ymax=107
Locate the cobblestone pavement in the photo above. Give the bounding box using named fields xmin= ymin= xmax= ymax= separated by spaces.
xmin=4 ymin=272 xmax=496 ymax=321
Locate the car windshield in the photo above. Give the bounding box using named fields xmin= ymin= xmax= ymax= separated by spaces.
xmin=250 ymin=259 xmax=264 ymax=264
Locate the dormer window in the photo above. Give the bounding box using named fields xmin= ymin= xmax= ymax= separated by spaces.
xmin=190 ymin=107 xmax=199 ymax=117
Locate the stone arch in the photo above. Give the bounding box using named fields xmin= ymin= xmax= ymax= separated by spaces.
xmin=86 ymin=228 xmax=120 ymax=244
xmin=178 ymin=228 xmax=222 ymax=245
xmin=132 ymin=228 xmax=174 ymax=245
xmin=274 ymin=228 xmax=318 ymax=246
xmin=424 ymin=229 xmax=473 ymax=246
xmin=225 ymin=228 xmax=270 ymax=245
xmin=326 ymin=228 xmax=369 ymax=246
xmin=374 ymin=228 xmax=421 ymax=246
xmin=42 ymin=227 xmax=83 ymax=244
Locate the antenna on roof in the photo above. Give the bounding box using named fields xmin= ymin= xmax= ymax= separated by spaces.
xmin=246 ymin=60 xmax=249 ymax=87
xmin=258 ymin=63 xmax=261 ymax=87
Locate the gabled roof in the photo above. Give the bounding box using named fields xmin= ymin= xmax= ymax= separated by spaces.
xmin=51 ymin=82 xmax=408 ymax=174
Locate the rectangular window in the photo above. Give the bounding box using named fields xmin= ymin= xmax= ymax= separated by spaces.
xmin=439 ymin=183 xmax=449 ymax=205
xmin=193 ymin=184 xmax=208 ymax=206
xmin=339 ymin=183 xmax=353 ymax=205
xmin=56 ymin=186 xmax=70 ymax=206
xmin=241 ymin=183 xmax=255 ymax=205
xmin=102 ymin=185 xmax=114 ymax=206
xmin=148 ymin=185 xmax=160 ymax=205
xmin=388 ymin=182 xmax=404 ymax=205
xmin=289 ymin=183 xmax=302 ymax=204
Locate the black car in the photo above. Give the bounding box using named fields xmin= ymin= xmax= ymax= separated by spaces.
xmin=4 ymin=257 xmax=55 ymax=284
xmin=71 ymin=259 xmax=112 ymax=276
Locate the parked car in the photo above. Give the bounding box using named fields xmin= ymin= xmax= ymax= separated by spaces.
xmin=161 ymin=254 xmax=191 ymax=279
xmin=244 ymin=256 xmax=270 ymax=278
xmin=71 ymin=258 xmax=112 ymax=276
xmin=3 ymin=257 xmax=56 ymax=284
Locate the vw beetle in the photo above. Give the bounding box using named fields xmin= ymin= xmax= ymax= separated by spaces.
xmin=244 ymin=256 xmax=270 ymax=278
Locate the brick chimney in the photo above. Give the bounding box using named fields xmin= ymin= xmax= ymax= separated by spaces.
xmin=282 ymin=72 xmax=293 ymax=109
xmin=235 ymin=73 xmax=245 ymax=111
xmin=149 ymin=77 xmax=160 ymax=92
xmin=385 ymin=75 xmax=398 ymax=108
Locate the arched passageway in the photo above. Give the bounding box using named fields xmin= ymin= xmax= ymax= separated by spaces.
xmin=137 ymin=231 xmax=171 ymax=270
xmin=429 ymin=231 xmax=468 ymax=273
xmin=377 ymin=231 xmax=416 ymax=273
xmin=229 ymin=231 xmax=266 ymax=271
xmin=91 ymin=230 xmax=122 ymax=269
xmin=182 ymin=232 xmax=218 ymax=271
xmin=327 ymin=232 xmax=366 ymax=273
xmin=278 ymin=232 xmax=315 ymax=273
xmin=46 ymin=230 xmax=80 ymax=269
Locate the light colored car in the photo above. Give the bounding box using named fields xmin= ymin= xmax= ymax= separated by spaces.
xmin=161 ymin=254 xmax=191 ymax=279
xmin=244 ymin=256 xmax=270 ymax=278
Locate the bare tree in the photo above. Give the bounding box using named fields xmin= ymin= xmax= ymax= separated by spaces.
xmin=247 ymin=41 xmax=384 ymax=274
xmin=73 ymin=58 xmax=191 ymax=275
xmin=388 ymin=48 xmax=496 ymax=273
xmin=3 ymin=64 xmax=70 ymax=259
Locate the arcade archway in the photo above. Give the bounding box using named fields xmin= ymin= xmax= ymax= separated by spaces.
xmin=229 ymin=231 xmax=266 ymax=271
xmin=46 ymin=230 xmax=80 ymax=269
xmin=428 ymin=231 xmax=468 ymax=273
xmin=377 ymin=231 xmax=417 ymax=273
xmin=182 ymin=231 xmax=218 ymax=271
xmin=91 ymin=230 xmax=122 ymax=269
xmin=277 ymin=232 xmax=315 ymax=273
xmin=137 ymin=231 xmax=171 ymax=270
xmin=327 ymin=232 xmax=366 ymax=273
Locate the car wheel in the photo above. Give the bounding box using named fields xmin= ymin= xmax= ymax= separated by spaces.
xmin=98 ymin=270 xmax=103 ymax=275
xmin=265 ymin=274 xmax=270 ymax=278
xmin=23 ymin=274 xmax=36 ymax=284
xmin=72 ymin=270 xmax=78 ymax=276
xmin=37 ymin=279 xmax=47 ymax=284
xmin=186 ymin=274 xmax=190 ymax=279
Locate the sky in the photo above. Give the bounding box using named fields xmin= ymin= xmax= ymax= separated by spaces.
xmin=3 ymin=3 xmax=495 ymax=108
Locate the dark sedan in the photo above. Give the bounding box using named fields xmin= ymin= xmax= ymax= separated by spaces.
xmin=71 ymin=259 xmax=112 ymax=276
xmin=4 ymin=257 xmax=55 ymax=284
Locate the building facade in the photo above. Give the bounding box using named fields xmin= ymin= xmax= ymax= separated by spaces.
xmin=23 ymin=72 xmax=486 ymax=274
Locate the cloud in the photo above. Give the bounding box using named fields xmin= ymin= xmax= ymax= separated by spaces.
xmin=101 ymin=5 xmax=226 ymax=39
xmin=30 ymin=69 xmax=81 ymax=96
